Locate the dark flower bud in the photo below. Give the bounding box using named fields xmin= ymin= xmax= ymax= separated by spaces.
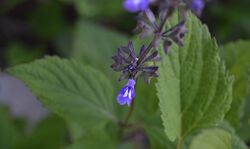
xmin=164 ymin=20 xmax=188 ymax=46
xmin=143 ymin=50 xmax=161 ymax=62
xmin=142 ymin=66 xmax=159 ymax=84
xmin=111 ymin=41 xmax=139 ymax=81
xmin=171 ymin=25 xmax=188 ymax=46
xmin=163 ymin=39 xmax=172 ymax=54
xmin=134 ymin=9 xmax=158 ymax=38
xmin=112 ymin=41 xmax=160 ymax=83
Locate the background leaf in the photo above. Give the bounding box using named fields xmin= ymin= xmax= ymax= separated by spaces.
xmin=5 ymin=42 xmax=44 ymax=66
xmin=14 ymin=115 xmax=67 ymax=149
xmin=221 ymin=40 xmax=250 ymax=128
xmin=190 ymin=128 xmax=247 ymax=149
xmin=65 ymin=129 xmax=116 ymax=149
xmin=156 ymin=13 xmax=233 ymax=142
xmin=73 ymin=0 xmax=123 ymax=18
xmin=0 ymin=107 xmax=21 ymax=149
xmin=72 ymin=20 xmax=128 ymax=75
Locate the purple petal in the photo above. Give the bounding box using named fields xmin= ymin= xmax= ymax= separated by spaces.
xmin=116 ymin=79 xmax=136 ymax=106
xmin=123 ymin=0 xmax=149 ymax=13
xmin=191 ymin=0 xmax=204 ymax=15
xmin=127 ymin=79 xmax=136 ymax=87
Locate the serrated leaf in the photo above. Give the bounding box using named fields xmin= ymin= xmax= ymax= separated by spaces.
xmin=8 ymin=56 xmax=118 ymax=131
xmin=190 ymin=128 xmax=247 ymax=149
xmin=221 ymin=40 xmax=250 ymax=128
xmin=156 ymin=13 xmax=233 ymax=141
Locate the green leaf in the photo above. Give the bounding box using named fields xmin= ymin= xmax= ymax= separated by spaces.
xmin=72 ymin=20 xmax=128 ymax=75
xmin=221 ymin=40 xmax=250 ymax=128
xmin=237 ymin=93 xmax=250 ymax=141
xmin=144 ymin=124 xmax=175 ymax=149
xmin=156 ymin=13 xmax=233 ymax=141
xmin=15 ymin=115 xmax=68 ymax=149
xmin=73 ymin=0 xmax=123 ymax=18
xmin=0 ymin=107 xmax=21 ymax=149
xmin=28 ymin=1 xmax=68 ymax=39
xmin=5 ymin=42 xmax=44 ymax=66
xmin=65 ymin=129 xmax=116 ymax=149
xmin=8 ymin=56 xmax=118 ymax=132
xmin=190 ymin=128 xmax=247 ymax=149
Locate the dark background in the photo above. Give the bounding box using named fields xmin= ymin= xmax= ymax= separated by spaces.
xmin=1 ymin=0 xmax=250 ymax=68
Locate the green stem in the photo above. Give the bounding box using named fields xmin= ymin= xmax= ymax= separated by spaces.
xmin=177 ymin=114 xmax=183 ymax=149
xmin=137 ymin=11 xmax=169 ymax=64
xmin=177 ymin=139 xmax=183 ymax=149
xmin=118 ymin=99 xmax=136 ymax=139
xmin=119 ymin=10 xmax=169 ymax=139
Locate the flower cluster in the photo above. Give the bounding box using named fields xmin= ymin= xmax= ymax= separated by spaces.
xmin=112 ymin=0 xmax=205 ymax=106
xmin=111 ymin=41 xmax=159 ymax=82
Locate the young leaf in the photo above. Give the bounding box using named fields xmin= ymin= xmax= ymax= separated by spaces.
xmin=8 ymin=57 xmax=118 ymax=131
xmin=190 ymin=128 xmax=247 ymax=149
xmin=156 ymin=13 xmax=233 ymax=141
xmin=221 ymin=40 xmax=250 ymax=128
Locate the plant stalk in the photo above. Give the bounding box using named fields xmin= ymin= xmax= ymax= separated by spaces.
xmin=119 ymin=10 xmax=169 ymax=139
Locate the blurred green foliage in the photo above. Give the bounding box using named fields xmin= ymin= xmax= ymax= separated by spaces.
xmin=0 ymin=0 xmax=250 ymax=148
xmin=0 ymin=107 xmax=67 ymax=149
xmin=5 ymin=42 xmax=44 ymax=66
xmin=207 ymin=0 xmax=250 ymax=43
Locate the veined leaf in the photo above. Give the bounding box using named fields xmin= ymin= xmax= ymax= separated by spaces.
xmin=221 ymin=40 xmax=250 ymax=128
xmin=8 ymin=57 xmax=118 ymax=131
xmin=190 ymin=128 xmax=247 ymax=149
xmin=156 ymin=13 xmax=233 ymax=141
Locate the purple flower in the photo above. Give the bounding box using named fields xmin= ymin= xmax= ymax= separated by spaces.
xmin=123 ymin=0 xmax=149 ymax=12
xmin=191 ymin=0 xmax=205 ymax=16
xmin=111 ymin=41 xmax=159 ymax=83
xmin=117 ymin=79 xmax=136 ymax=106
